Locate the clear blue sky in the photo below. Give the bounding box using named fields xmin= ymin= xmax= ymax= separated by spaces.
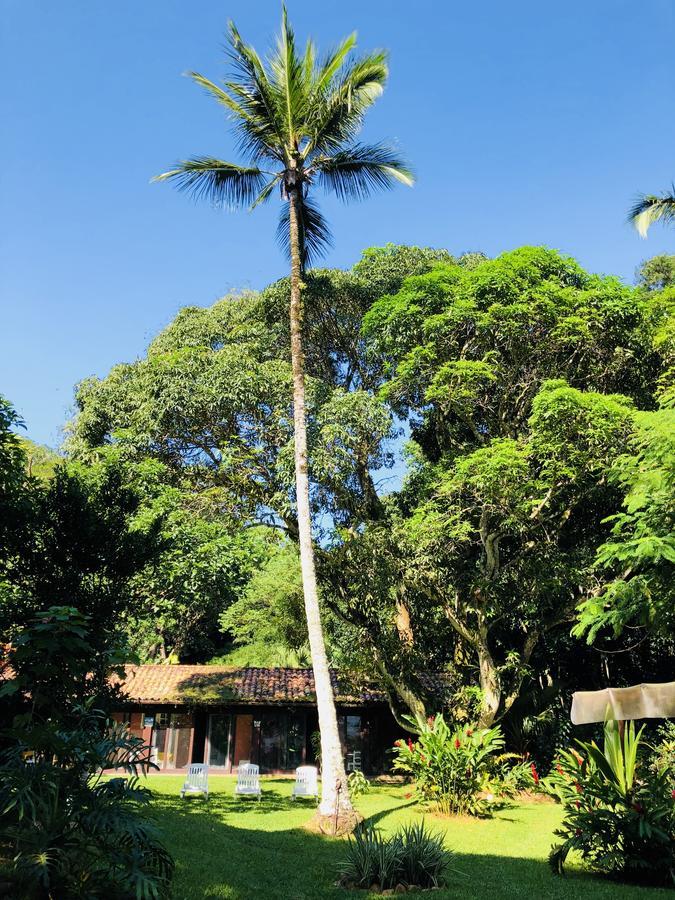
xmin=1 ymin=1 xmax=673 ymax=447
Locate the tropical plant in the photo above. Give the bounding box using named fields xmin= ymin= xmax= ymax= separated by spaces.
xmin=155 ymin=8 xmax=412 ymax=825
xmin=347 ymin=769 xmax=370 ymax=799
xmin=650 ymin=721 xmax=675 ymax=792
xmin=338 ymin=820 xmax=450 ymax=891
xmin=392 ymin=714 xmax=506 ymax=815
xmin=629 ymin=186 xmax=675 ymax=237
xmin=488 ymin=753 xmax=540 ymax=794
xmin=547 ymin=720 xmax=675 ymax=886
xmin=0 ymin=607 xmax=174 ymax=898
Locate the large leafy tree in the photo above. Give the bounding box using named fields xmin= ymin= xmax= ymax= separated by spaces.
xmin=153 ymin=10 xmax=413 ymax=825
xmin=355 ymin=247 xmax=672 ymax=725
xmin=0 ymin=454 xmax=163 ymax=655
xmin=575 ymin=404 xmax=675 ymax=642
xmin=637 ymin=255 xmax=675 ymax=291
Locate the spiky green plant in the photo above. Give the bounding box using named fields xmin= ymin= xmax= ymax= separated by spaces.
xmin=155 ymin=6 xmax=412 ymax=823
xmin=338 ymin=820 xmax=450 ymax=890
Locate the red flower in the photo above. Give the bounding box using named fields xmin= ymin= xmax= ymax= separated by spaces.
xmin=427 ymin=715 xmax=435 ymax=726
xmin=454 ymin=738 xmax=461 ymax=749
xmin=575 ymin=782 xmax=582 ymax=794
xmin=671 ymin=789 xmax=675 ymax=800
xmin=530 ymin=762 xmax=539 ymax=785
xmin=394 ymin=739 xmax=403 ymax=747
xmin=556 ymin=764 xmax=565 ymax=776
xmin=575 ymin=800 xmax=580 ymax=809
xmin=407 ymin=738 xmax=414 ymax=752
xmin=404 ymin=792 xmax=413 ymax=799
xmin=466 ymin=728 xmax=473 ymax=737
xmin=419 ymin=753 xmax=427 ymax=763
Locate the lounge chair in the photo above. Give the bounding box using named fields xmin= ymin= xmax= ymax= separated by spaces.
xmin=291 ymin=765 xmax=319 ymax=803
xmin=180 ymin=763 xmax=209 ymax=800
xmin=235 ymin=762 xmax=261 ymax=800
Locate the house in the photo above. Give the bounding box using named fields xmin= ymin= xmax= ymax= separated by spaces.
xmin=112 ymin=665 xmax=427 ymax=775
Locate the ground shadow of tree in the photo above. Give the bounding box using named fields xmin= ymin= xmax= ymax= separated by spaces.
xmin=150 ymin=787 xmax=667 ymax=900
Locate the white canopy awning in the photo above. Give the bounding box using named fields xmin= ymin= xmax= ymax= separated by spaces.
xmin=571 ymin=681 xmax=675 ymax=725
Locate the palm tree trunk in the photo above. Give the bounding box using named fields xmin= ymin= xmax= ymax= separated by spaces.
xmin=287 ymin=187 xmax=355 ymax=825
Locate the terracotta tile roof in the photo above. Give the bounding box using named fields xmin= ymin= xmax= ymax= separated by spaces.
xmin=113 ymin=665 xmax=453 ymax=707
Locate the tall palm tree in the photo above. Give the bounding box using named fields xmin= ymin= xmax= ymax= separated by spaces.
xmin=628 ymin=185 xmax=675 ymax=237
xmin=155 ymin=9 xmax=413 ymax=827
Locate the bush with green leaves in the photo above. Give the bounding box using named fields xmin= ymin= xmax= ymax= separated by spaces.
xmin=547 ymin=720 xmax=675 ymax=887
xmin=338 ymin=820 xmax=450 ymax=891
xmin=392 ymin=714 xmax=506 ymax=815
xmin=650 ymin=720 xmax=675 ymax=791
xmin=489 ymin=752 xmax=540 ymax=794
xmin=347 ymin=769 xmax=370 ymax=799
xmin=0 ymin=607 xmax=174 ymax=899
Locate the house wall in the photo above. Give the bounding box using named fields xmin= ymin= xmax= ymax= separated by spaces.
xmin=113 ymin=703 xmax=399 ymax=775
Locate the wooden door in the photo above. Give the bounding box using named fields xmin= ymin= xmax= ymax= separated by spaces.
xmin=233 ymin=714 xmax=253 ymax=766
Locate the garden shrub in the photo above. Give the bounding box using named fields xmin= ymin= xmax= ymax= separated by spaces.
xmin=651 ymin=720 xmax=675 ymax=790
xmin=0 ymin=607 xmax=174 ymax=899
xmin=348 ymin=769 xmax=371 ymax=799
xmin=392 ymin=714 xmax=506 ymax=815
xmin=488 ymin=752 xmax=540 ymax=794
xmin=547 ymin=720 xmax=675 ymax=887
xmin=338 ymin=820 xmax=450 ymax=891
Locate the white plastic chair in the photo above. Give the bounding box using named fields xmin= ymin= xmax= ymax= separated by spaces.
xmin=235 ymin=762 xmax=261 ymax=800
xmin=291 ymin=765 xmax=319 ymax=803
xmin=180 ymin=763 xmax=209 ymax=800
xmin=346 ymin=750 xmax=362 ymax=772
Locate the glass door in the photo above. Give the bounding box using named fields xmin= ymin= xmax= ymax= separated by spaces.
xmin=208 ymin=715 xmax=233 ymax=769
xmin=259 ymin=713 xmax=284 ymax=772
xmin=152 ymin=712 xmax=193 ymax=769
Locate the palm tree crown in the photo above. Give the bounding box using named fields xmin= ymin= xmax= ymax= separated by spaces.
xmin=628 ymin=185 xmax=675 ymax=238
xmin=155 ymin=8 xmax=413 ymax=267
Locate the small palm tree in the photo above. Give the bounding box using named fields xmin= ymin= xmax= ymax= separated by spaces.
xmin=628 ymin=185 xmax=675 ymax=237
xmin=155 ymin=8 xmax=413 ymax=826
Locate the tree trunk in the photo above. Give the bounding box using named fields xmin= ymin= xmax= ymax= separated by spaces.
xmin=287 ymin=187 xmax=356 ymax=829
xmin=477 ymin=640 xmax=501 ymax=727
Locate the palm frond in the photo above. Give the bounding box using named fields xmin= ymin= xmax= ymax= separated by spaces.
xmin=187 ymin=71 xmax=281 ymax=163
xmin=628 ymin=187 xmax=675 ymax=237
xmin=314 ymin=143 xmax=414 ymax=201
xmin=304 ymin=52 xmax=389 ymax=157
xmin=227 ymin=20 xmax=287 ymax=157
xmin=313 ymin=32 xmax=357 ymax=93
xmin=153 ymin=158 xmax=266 ymax=207
xmin=277 ymin=194 xmax=332 ymax=269
xmin=269 ymin=4 xmax=307 ymax=145
xmin=250 ymin=175 xmax=282 ymax=210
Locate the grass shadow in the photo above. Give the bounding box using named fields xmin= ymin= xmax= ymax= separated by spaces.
xmin=148 ymin=784 xmax=670 ymax=900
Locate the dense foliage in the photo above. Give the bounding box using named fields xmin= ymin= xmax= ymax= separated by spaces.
xmin=348 ymin=246 xmax=673 ymax=724
xmin=15 ymin=242 xmax=675 ymax=743
xmin=547 ymin=720 xmax=675 ymax=886
xmin=0 ymin=607 xmax=174 ymax=899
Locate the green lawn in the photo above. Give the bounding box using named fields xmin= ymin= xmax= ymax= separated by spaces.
xmin=148 ymin=775 xmax=670 ymax=899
